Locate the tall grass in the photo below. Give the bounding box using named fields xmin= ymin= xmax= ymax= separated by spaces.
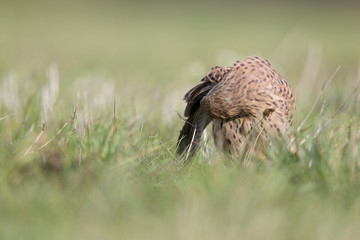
xmin=1 ymin=1 xmax=360 ymax=239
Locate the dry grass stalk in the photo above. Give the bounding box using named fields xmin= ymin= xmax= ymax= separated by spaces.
xmin=297 ymin=66 xmax=341 ymax=133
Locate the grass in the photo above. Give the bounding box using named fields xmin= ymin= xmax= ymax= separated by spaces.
xmin=1 ymin=1 xmax=360 ymax=239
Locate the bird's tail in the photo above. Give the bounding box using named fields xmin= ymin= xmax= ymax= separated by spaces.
xmin=177 ymin=81 xmax=215 ymax=158
xmin=177 ymin=107 xmax=211 ymax=158
xmin=177 ymin=66 xmax=230 ymax=158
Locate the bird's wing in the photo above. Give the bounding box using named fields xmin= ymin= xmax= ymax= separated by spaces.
xmin=183 ymin=66 xmax=232 ymax=117
xmin=177 ymin=66 xmax=231 ymax=156
xmin=200 ymin=57 xmax=284 ymax=120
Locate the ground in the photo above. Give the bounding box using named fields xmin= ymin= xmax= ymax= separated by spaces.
xmin=1 ymin=1 xmax=360 ymax=239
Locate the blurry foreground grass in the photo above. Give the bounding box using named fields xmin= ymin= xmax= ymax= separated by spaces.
xmin=1 ymin=1 xmax=360 ymax=239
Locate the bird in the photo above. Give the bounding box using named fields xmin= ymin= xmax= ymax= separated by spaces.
xmin=177 ymin=56 xmax=295 ymax=158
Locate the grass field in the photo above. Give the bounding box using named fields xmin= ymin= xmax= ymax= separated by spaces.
xmin=1 ymin=1 xmax=360 ymax=239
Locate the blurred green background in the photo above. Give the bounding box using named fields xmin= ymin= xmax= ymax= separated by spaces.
xmin=1 ymin=0 xmax=360 ymax=112
xmin=1 ymin=1 xmax=360 ymax=239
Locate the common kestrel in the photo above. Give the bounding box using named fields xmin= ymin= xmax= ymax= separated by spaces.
xmin=177 ymin=56 xmax=295 ymax=157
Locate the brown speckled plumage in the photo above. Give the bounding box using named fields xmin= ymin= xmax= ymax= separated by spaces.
xmin=177 ymin=56 xmax=295 ymax=157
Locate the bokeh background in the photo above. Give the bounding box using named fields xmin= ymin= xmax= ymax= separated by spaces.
xmin=1 ymin=0 xmax=360 ymax=239
xmin=2 ymin=0 xmax=360 ymax=116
